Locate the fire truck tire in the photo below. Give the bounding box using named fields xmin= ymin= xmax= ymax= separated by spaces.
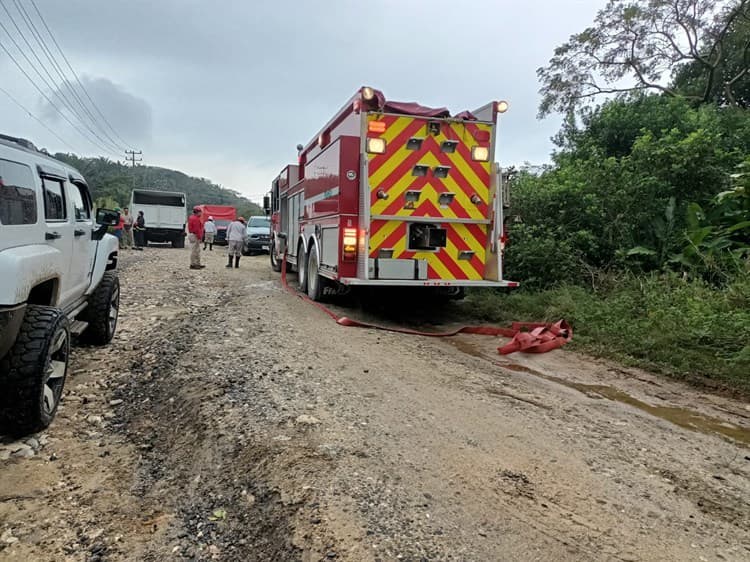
xmin=270 ymin=238 xmax=282 ymax=272
xmin=307 ymin=244 xmax=324 ymax=301
xmin=297 ymin=242 xmax=308 ymax=292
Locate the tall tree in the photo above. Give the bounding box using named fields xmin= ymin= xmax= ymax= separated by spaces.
xmin=537 ymin=0 xmax=750 ymax=116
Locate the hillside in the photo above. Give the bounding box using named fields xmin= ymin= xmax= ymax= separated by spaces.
xmin=53 ymin=153 xmax=263 ymax=217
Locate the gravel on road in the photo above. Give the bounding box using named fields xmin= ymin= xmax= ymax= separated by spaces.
xmin=1 ymin=246 xmax=749 ymax=561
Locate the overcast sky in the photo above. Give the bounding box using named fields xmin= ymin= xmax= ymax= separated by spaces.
xmin=0 ymin=0 xmax=603 ymax=203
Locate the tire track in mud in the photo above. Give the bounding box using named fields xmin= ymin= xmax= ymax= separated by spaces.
xmin=110 ymin=278 xmax=306 ymax=561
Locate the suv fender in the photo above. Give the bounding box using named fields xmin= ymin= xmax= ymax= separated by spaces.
xmin=85 ymin=233 xmax=119 ymax=295
xmin=0 ymin=244 xmax=63 ymax=306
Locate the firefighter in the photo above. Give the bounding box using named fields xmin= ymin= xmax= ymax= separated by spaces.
xmin=187 ymin=206 xmax=206 ymax=269
xmin=225 ymin=216 xmax=246 ymax=268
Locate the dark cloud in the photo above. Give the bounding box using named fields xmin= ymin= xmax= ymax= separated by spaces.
xmin=39 ymin=76 xmax=151 ymax=150
xmin=2 ymin=0 xmax=604 ymax=200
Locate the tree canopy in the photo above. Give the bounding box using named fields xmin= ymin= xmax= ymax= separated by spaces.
xmin=537 ymin=0 xmax=750 ymax=117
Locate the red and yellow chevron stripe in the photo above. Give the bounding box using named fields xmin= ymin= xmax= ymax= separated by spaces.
xmin=366 ymin=114 xmax=494 ymax=281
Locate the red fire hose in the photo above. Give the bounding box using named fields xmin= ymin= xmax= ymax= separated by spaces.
xmin=280 ymin=257 xmax=571 ymax=355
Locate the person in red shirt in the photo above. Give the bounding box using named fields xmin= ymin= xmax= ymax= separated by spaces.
xmin=187 ymin=206 xmax=205 ymax=269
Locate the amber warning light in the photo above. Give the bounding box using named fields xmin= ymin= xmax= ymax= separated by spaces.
xmin=368 ymin=121 xmax=387 ymax=133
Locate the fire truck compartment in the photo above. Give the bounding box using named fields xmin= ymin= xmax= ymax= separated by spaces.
xmin=320 ymin=227 xmax=339 ymax=269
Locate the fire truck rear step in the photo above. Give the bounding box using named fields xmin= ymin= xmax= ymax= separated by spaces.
xmin=369 ymin=258 xmax=428 ymax=280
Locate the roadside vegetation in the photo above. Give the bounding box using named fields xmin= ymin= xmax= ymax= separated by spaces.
xmin=467 ymin=0 xmax=750 ymax=392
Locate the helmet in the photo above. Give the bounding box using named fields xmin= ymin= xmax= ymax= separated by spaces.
xmin=193 ymin=206 xmax=202 ymax=213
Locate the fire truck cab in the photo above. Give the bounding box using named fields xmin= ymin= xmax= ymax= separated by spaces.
xmin=268 ymin=86 xmax=517 ymax=301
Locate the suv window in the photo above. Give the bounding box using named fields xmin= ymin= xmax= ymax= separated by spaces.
xmin=42 ymin=178 xmax=66 ymax=221
xmin=0 ymin=158 xmax=37 ymax=225
xmin=68 ymin=182 xmax=90 ymax=221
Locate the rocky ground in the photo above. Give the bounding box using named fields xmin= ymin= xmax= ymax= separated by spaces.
xmin=1 ymin=246 xmax=749 ymax=562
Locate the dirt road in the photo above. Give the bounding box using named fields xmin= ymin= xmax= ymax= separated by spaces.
xmin=1 ymin=247 xmax=749 ymax=561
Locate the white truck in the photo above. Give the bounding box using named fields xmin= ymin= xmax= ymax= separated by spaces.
xmin=0 ymin=134 xmax=121 ymax=436
xmin=129 ymin=189 xmax=187 ymax=248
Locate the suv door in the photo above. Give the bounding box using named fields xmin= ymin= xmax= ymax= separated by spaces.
xmin=66 ymin=180 xmax=95 ymax=298
xmin=41 ymin=175 xmax=74 ymax=304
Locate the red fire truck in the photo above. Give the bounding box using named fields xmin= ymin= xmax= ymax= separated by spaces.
xmin=266 ymin=86 xmax=517 ymax=300
xmin=195 ymin=204 xmax=236 ymax=245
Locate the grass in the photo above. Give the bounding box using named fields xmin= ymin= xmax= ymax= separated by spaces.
xmin=461 ymin=272 xmax=750 ymax=395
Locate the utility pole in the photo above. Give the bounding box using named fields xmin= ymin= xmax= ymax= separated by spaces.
xmin=125 ymin=149 xmax=142 ymax=167
xmin=125 ymin=150 xmax=142 ymax=188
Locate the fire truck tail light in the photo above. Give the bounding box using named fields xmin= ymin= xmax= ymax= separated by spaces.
xmin=368 ymin=121 xmax=387 ymax=134
xmin=342 ymin=227 xmax=358 ymax=261
xmin=471 ymin=146 xmax=489 ymax=161
xmin=343 ymin=228 xmax=357 ymax=247
xmin=366 ymin=137 xmax=386 ymax=154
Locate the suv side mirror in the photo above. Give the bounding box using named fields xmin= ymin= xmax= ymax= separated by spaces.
xmin=96 ymin=208 xmax=120 ymax=226
xmin=263 ymin=195 xmax=271 ymax=215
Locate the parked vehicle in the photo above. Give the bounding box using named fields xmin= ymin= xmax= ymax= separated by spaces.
xmin=242 ymin=215 xmax=271 ymax=255
xmin=129 ymin=189 xmax=187 ymax=248
xmin=0 ymin=134 xmax=121 ymax=436
xmin=195 ymin=204 xmax=236 ymax=245
xmin=266 ymin=87 xmax=517 ymax=301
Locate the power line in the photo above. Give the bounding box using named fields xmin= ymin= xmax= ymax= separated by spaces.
xmin=30 ymin=0 xmax=133 ymax=150
xmin=8 ymin=0 xmax=127 ymax=152
xmin=0 ymin=85 xmax=77 ymax=152
xmin=0 ymin=0 xmax=120 ymax=154
xmin=0 ymin=35 xmax=120 ymax=158
xmin=0 ymin=11 xmax=122 ymax=156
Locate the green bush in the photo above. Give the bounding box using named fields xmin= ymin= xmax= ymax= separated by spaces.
xmin=509 ymin=96 xmax=750 ymax=284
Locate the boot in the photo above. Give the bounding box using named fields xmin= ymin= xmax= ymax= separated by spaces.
xmin=234 ymin=256 xmax=240 ymax=268
xmin=210 ymin=244 xmax=213 ymax=251
xmin=203 ymin=244 xmax=207 ymax=250
xmin=226 ymin=255 xmax=233 ymax=268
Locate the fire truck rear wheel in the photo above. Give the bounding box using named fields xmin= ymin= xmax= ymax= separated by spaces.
xmin=270 ymin=237 xmax=282 ymax=272
xmin=297 ymin=242 xmax=308 ymax=292
xmin=307 ymin=244 xmax=324 ymax=301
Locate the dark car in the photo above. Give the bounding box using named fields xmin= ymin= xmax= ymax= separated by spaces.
xmin=242 ymin=216 xmax=271 ymax=255
xmin=213 ymin=219 xmax=231 ymax=245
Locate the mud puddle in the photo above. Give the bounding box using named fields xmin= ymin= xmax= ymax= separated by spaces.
xmin=451 ymin=337 xmax=750 ymax=447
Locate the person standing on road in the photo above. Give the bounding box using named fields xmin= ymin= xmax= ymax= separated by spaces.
xmin=113 ymin=207 xmax=124 ymax=248
xmin=122 ymin=207 xmax=135 ymax=249
xmin=225 ymin=216 xmax=246 ymax=269
xmin=204 ymin=216 xmax=217 ymax=251
xmin=134 ymin=210 xmax=146 ymax=250
xmin=187 ymin=206 xmax=206 ymax=270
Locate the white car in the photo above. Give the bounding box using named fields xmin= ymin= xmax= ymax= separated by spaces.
xmin=242 ymin=216 xmax=271 ymax=255
xmin=0 ymin=134 xmax=121 ymax=436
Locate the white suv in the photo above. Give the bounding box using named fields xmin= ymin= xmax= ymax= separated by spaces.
xmin=0 ymin=134 xmax=121 ymax=436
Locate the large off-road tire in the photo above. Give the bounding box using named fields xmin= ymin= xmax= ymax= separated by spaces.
xmin=307 ymin=243 xmax=324 ymax=302
xmin=270 ymin=236 xmax=282 ymax=272
xmin=80 ymin=272 xmax=120 ymax=345
xmin=297 ymin=242 xmax=308 ymax=293
xmin=0 ymin=305 xmax=70 ymax=436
